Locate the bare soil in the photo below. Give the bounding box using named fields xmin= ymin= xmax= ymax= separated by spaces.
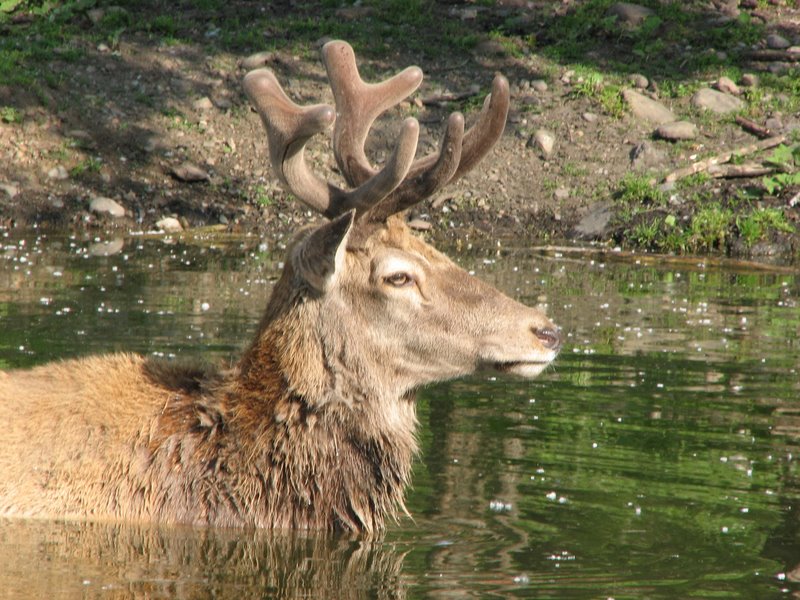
xmin=1 ymin=1 xmax=799 ymax=258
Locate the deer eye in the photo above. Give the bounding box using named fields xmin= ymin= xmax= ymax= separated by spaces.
xmin=384 ymin=272 xmax=414 ymax=288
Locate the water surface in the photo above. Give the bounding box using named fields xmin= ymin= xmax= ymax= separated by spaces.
xmin=1 ymin=230 xmax=798 ymax=599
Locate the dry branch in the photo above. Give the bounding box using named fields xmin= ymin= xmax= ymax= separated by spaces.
xmin=663 ymin=135 xmax=786 ymax=183
xmin=421 ymin=88 xmax=480 ymax=106
xmin=734 ymin=115 xmax=772 ymax=139
xmin=706 ymin=163 xmax=774 ymax=178
xmin=747 ymin=49 xmax=800 ymax=62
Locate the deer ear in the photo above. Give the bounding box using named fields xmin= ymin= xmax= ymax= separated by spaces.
xmin=293 ymin=210 xmax=355 ymax=292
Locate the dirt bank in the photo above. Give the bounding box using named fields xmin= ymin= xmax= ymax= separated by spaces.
xmin=1 ymin=1 xmax=799 ymax=260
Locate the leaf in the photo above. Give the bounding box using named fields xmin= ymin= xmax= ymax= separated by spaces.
xmin=765 ymin=144 xmax=794 ymax=169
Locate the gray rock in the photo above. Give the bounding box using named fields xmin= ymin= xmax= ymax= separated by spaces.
xmin=622 ymin=89 xmax=676 ymax=124
xmin=530 ymin=129 xmax=556 ymax=157
xmin=0 ymin=183 xmax=19 ymax=198
xmin=714 ymin=76 xmax=740 ymax=95
xmin=741 ymin=73 xmax=759 ymax=87
xmin=87 ymin=8 xmax=105 ymax=24
xmin=768 ymin=62 xmax=790 ymax=75
xmin=531 ymin=80 xmax=548 ymax=93
xmin=47 ymin=166 xmax=68 ymax=180
xmin=765 ymin=116 xmax=783 ymax=132
xmin=554 ymin=188 xmax=570 ymax=201
xmin=90 ymin=196 xmax=126 ymax=218
xmin=211 ymin=95 xmax=232 ymax=110
xmin=630 ymin=141 xmax=667 ymax=170
xmin=630 ymin=73 xmax=649 ymax=89
xmin=193 ymin=96 xmax=214 ymax=112
xmin=607 ymin=3 xmax=654 ymax=28
xmin=655 ymin=120 xmax=698 ymax=141
xmin=242 ymin=51 xmax=273 ymax=70
xmin=582 ymin=112 xmax=598 ymax=123
xmin=570 ymin=202 xmax=616 ymax=240
xmin=475 ymin=39 xmax=507 ymax=57
xmin=156 ymin=217 xmax=184 ymax=233
xmin=766 ymin=33 xmax=791 ymax=50
xmin=691 ymin=88 xmax=744 ymax=114
xmin=170 ymin=162 xmax=210 ymax=182
xmin=89 ymin=238 xmax=124 ymax=257
xmin=141 ymin=135 xmax=161 ymax=153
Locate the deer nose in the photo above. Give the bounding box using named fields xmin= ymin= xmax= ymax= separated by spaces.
xmin=533 ymin=327 xmax=562 ymax=351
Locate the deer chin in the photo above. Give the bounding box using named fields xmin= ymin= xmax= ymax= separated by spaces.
xmin=493 ymin=360 xmax=550 ymax=379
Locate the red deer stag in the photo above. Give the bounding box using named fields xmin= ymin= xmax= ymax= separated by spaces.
xmin=0 ymin=41 xmax=561 ymax=534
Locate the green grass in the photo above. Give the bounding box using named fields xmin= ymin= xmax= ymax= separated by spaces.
xmin=616 ymin=173 xmax=666 ymax=207
xmin=69 ymin=156 xmax=102 ymax=177
xmin=569 ymin=69 xmax=626 ymax=117
xmin=687 ymin=205 xmax=732 ymax=252
xmin=737 ymin=208 xmax=793 ymax=247
xmin=0 ymin=105 xmax=21 ymax=123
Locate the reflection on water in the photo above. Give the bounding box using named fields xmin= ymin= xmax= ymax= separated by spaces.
xmin=0 ymin=519 xmax=405 ymax=599
xmin=1 ymin=231 xmax=799 ymax=599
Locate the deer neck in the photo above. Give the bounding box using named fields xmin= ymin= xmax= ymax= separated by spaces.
xmin=229 ymin=296 xmax=419 ymax=532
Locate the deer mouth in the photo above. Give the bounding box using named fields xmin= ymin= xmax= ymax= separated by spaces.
xmin=493 ymin=360 xmax=551 ymax=378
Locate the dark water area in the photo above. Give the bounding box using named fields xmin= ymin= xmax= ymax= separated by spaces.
xmin=1 ymin=230 xmax=799 ymax=599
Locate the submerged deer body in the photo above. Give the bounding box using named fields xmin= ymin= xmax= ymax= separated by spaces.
xmin=0 ymin=42 xmax=560 ymax=533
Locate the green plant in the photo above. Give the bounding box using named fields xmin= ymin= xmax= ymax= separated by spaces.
xmin=70 ymin=156 xmax=103 ymax=177
xmin=762 ymin=143 xmax=800 ymax=194
xmin=253 ymin=185 xmax=275 ymax=207
xmin=736 ymin=208 xmax=794 ymax=247
xmin=0 ymin=105 xmax=21 ymax=123
xmin=688 ymin=205 xmax=733 ymax=252
xmin=574 ymin=71 xmax=604 ymax=98
xmin=150 ymin=15 xmax=178 ymax=36
xmin=630 ymin=218 xmax=660 ymax=248
xmin=617 ymin=173 xmax=666 ymax=206
xmin=763 ymin=172 xmax=800 ymax=195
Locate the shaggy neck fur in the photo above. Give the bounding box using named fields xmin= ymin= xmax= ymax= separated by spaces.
xmin=139 ymin=259 xmax=418 ymax=534
xmin=234 ymin=265 xmax=419 ymax=533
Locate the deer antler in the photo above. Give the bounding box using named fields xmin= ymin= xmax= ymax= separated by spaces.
xmin=243 ymin=69 xmax=419 ymax=219
xmin=244 ymin=40 xmax=510 ymax=222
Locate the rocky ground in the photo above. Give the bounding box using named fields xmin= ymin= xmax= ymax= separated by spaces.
xmin=1 ymin=0 xmax=799 ymax=260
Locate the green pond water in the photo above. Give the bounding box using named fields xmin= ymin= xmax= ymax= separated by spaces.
xmin=0 ymin=230 xmax=799 ymax=599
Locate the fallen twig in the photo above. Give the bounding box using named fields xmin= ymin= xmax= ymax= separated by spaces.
xmin=707 ymin=163 xmax=774 ymax=178
xmin=421 ymin=86 xmax=481 ymax=106
xmin=663 ymin=134 xmax=786 ymax=183
xmin=747 ymin=49 xmax=800 ymax=62
xmin=734 ymin=115 xmax=772 ymax=139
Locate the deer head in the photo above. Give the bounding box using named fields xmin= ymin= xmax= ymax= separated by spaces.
xmin=240 ymin=41 xmax=561 ymax=414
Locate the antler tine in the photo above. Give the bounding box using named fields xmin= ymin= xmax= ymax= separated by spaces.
xmin=452 ymin=74 xmax=510 ymax=181
xmin=243 ymin=69 xmax=335 ymax=215
xmin=322 ymin=40 xmax=424 ymax=187
xmin=321 ymin=41 xmax=510 ymax=222
xmin=244 ymin=68 xmax=419 ymax=219
xmin=367 ymin=112 xmax=465 ymax=223
xmin=372 ymin=76 xmax=509 ymax=220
